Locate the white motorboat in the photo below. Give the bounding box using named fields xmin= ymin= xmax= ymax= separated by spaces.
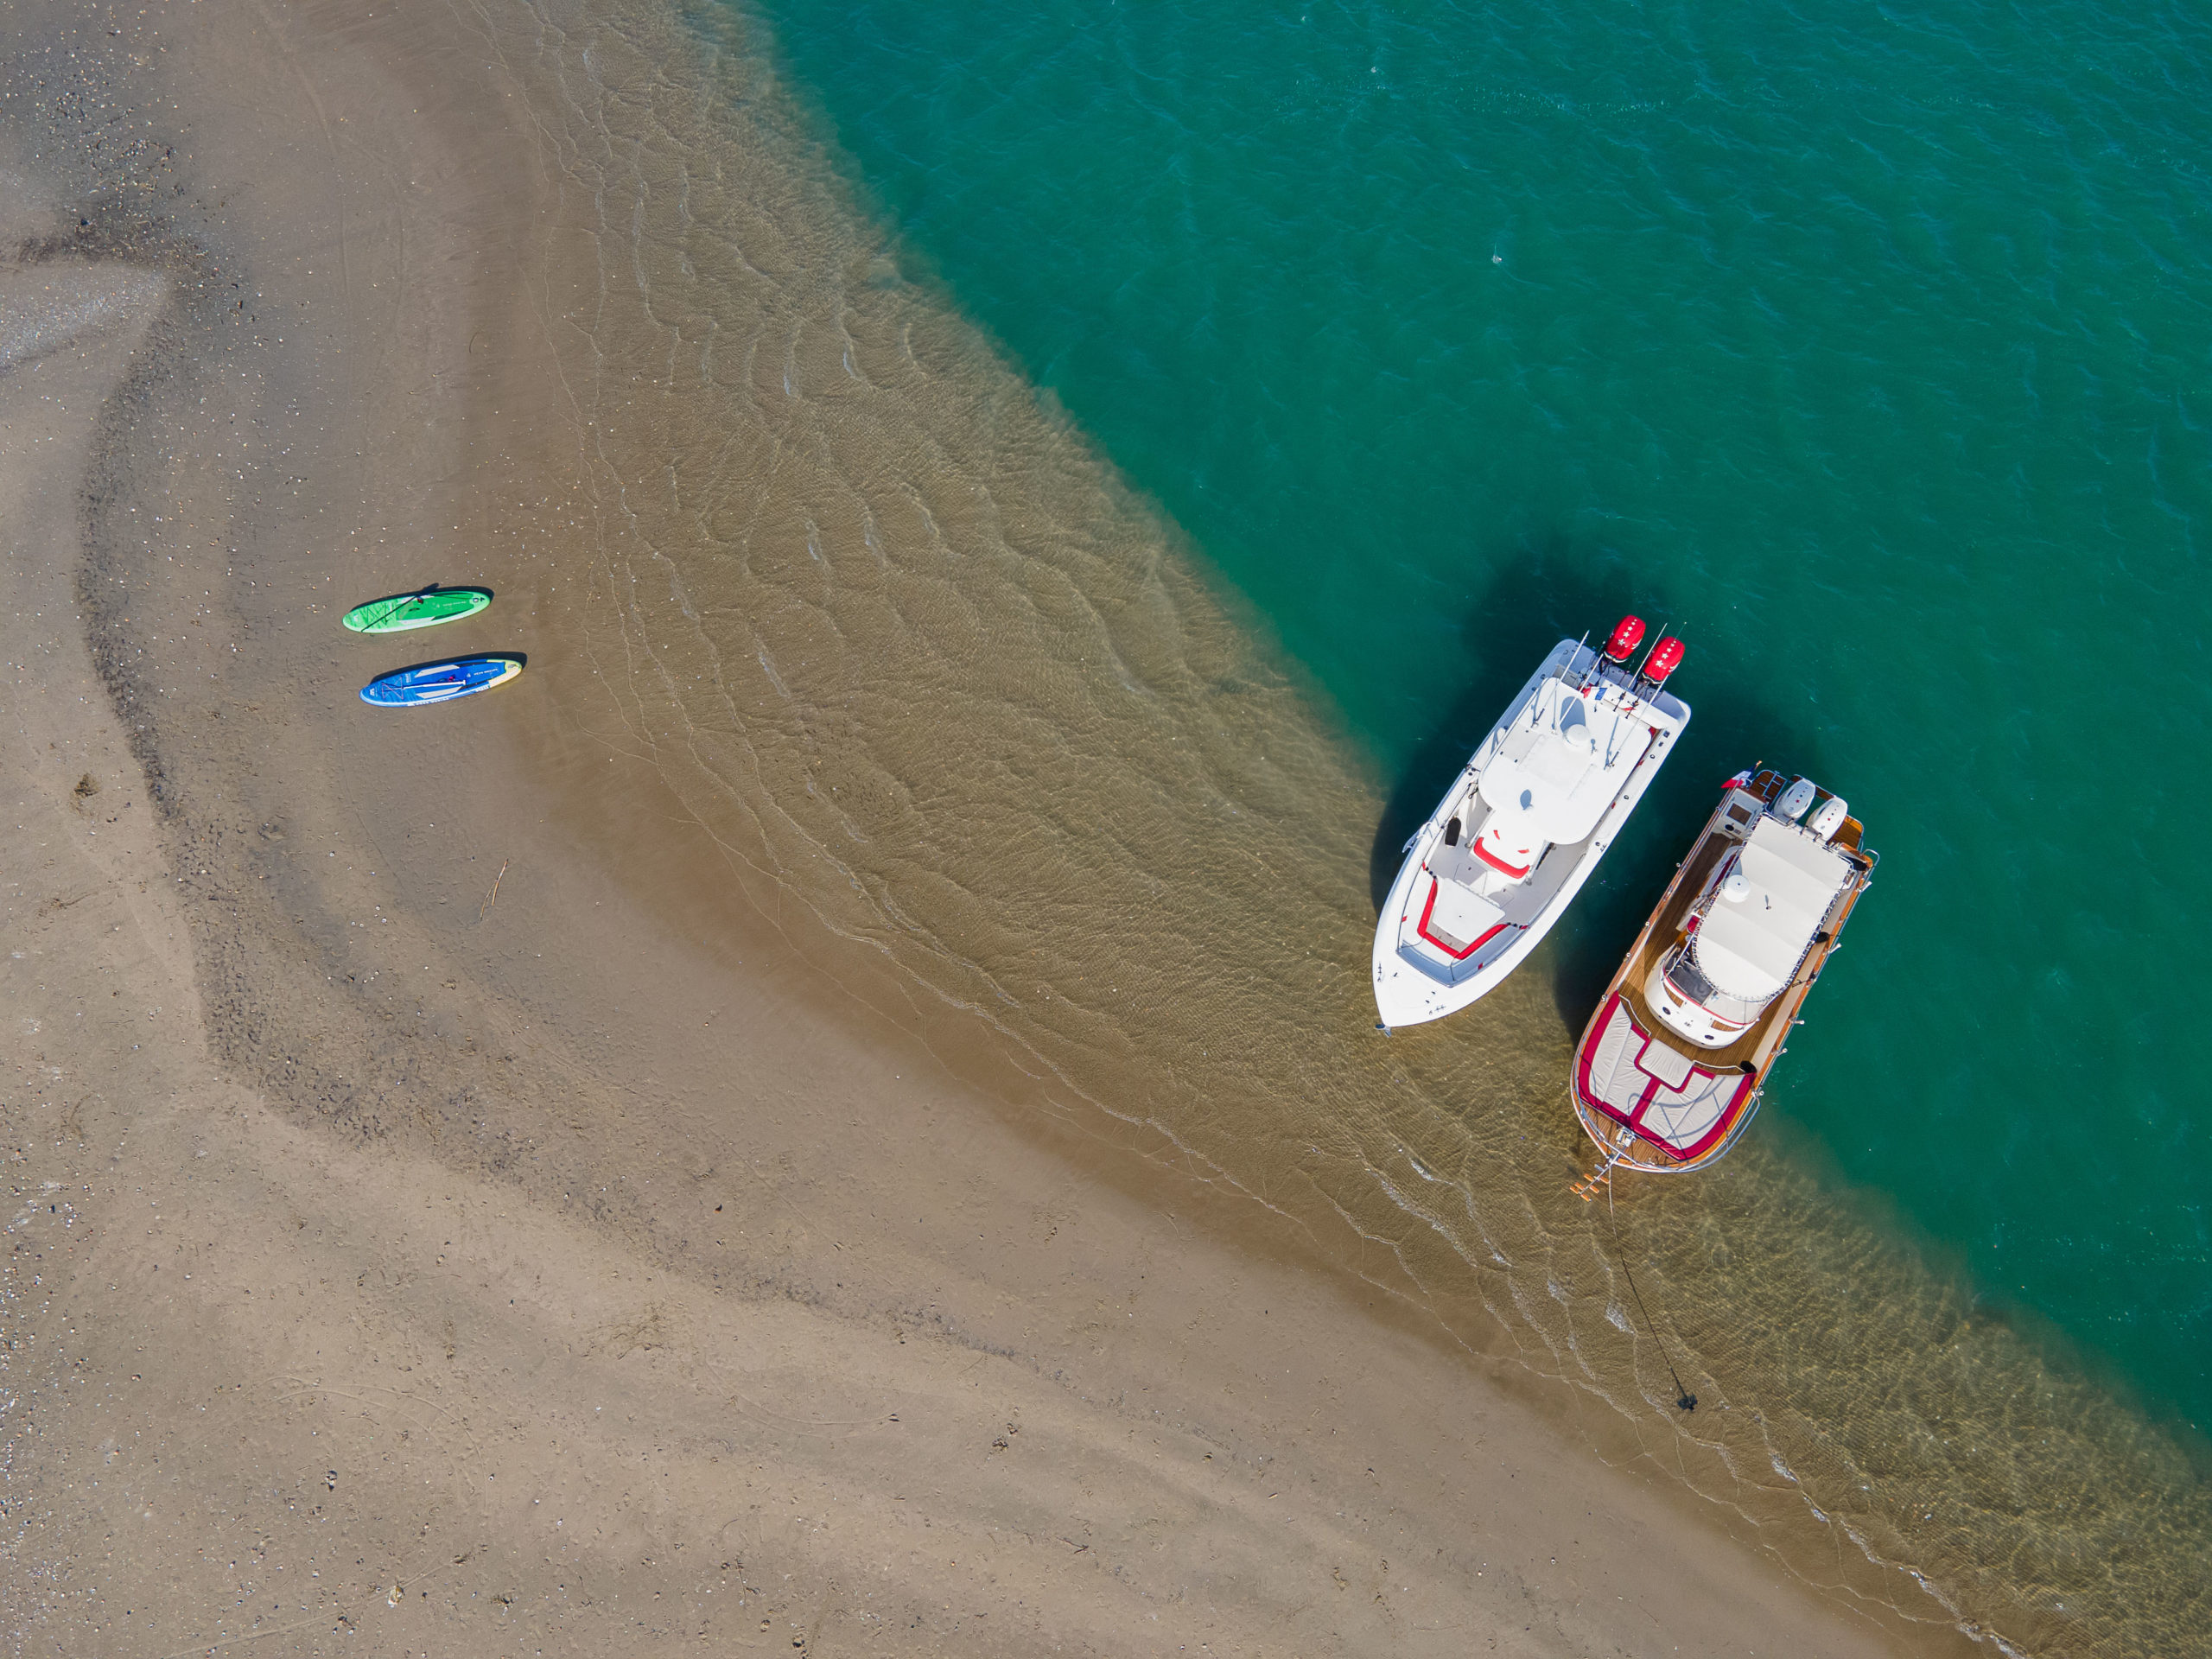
xmin=1371 ymin=618 xmax=1691 ymax=1029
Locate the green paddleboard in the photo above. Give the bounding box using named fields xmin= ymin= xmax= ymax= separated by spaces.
xmin=340 ymin=587 xmax=493 ymax=633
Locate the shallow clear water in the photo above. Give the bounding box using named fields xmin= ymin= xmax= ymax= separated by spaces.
xmin=740 ymin=0 xmax=2212 ymax=1431
xmin=496 ymin=1 xmax=2212 ymax=1646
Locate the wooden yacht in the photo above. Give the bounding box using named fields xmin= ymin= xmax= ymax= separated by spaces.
xmin=1569 ymin=767 xmax=1876 ymax=1178
xmin=1372 ymin=618 xmax=1690 ymax=1028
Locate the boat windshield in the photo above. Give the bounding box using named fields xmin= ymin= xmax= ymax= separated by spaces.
xmin=1660 ymin=943 xmax=1767 ymax=1027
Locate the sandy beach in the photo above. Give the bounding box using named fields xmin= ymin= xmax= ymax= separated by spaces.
xmin=0 ymin=2 xmax=1995 ymax=1654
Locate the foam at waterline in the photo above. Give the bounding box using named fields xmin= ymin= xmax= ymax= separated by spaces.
xmin=484 ymin=1 xmax=2212 ymax=1650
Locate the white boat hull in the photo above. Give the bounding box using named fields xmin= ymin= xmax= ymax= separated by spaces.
xmin=1370 ymin=639 xmax=1691 ymax=1028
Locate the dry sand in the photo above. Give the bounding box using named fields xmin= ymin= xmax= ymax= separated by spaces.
xmin=0 ymin=3 xmax=1970 ymax=1654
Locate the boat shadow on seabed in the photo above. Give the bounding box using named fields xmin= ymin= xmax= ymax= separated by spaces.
xmin=1363 ymin=542 xmax=1822 ymax=1036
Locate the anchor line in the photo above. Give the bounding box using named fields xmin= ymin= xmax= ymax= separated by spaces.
xmin=1600 ymin=1171 xmax=1698 ymax=1412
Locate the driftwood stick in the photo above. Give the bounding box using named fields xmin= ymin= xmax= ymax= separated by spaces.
xmin=478 ymin=858 xmax=509 ymax=921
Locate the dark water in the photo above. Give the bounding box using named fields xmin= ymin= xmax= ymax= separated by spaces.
xmin=742 ymin=0 xmax=2212 ymax=1434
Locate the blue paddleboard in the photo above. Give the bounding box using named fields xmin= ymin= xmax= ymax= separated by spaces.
xmin=359 ymin=655 xmax=524 ymax=708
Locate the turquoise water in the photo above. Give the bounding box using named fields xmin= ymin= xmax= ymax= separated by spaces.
xmin=734 ymin=0 xmax=2212 ymax=1433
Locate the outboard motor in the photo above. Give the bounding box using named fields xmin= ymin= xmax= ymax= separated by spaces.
xmin=1637 ymin=635 xmax=1685 ymax=687
xmin=1603 ymin=614 xmax=1646 ymax=663
xmin=1808 ymin=796 xmax=1849 ymax=841
xmin=1776 ymin=776 xmax=1818 ymax=820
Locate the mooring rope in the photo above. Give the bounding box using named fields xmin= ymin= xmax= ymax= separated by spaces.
xmin=1605 ymin=1176 xmax=1698 ymax=1412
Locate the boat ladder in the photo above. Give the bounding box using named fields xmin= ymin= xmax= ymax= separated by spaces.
xmin=1571 ymin=1140 xmax=1629 ymax=1202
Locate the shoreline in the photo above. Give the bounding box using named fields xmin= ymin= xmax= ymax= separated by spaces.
xmin=0 ymin=1 xmax=2102 ymax=1653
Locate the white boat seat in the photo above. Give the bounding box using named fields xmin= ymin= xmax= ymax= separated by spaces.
xmin=1476 ymin=811 xmax=1541 ymax=880
xmin=1580 ymin=997 xmax=1750 ymax=1158
xmin=1637 ymin=1033 xmax=1696 ymax=1089
xmin=1418 ymin=875 xmax=1506 ymax=959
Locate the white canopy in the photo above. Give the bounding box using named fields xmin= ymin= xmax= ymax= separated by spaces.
xmin=1477 ymin=685 xmax=1648 ymax=868
xmin=1691 ymin=817 xmax=1851 ymax=1001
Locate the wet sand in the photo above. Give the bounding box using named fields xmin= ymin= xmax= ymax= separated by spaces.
xmin=0 ymin=2 xmax=1980 ymax=1654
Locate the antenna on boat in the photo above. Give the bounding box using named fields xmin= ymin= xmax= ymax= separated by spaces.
xmin=1540 ymin=632 xmax=1592 ymax=728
